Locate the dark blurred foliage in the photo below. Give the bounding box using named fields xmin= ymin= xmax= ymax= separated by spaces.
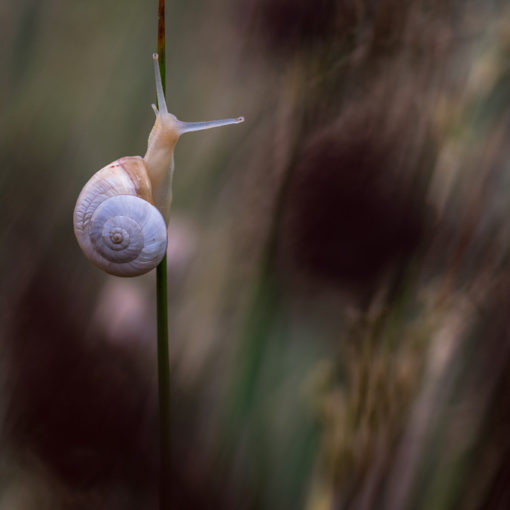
xmin=8 ymin=265 xmax=158 ymax=489
xmin=3 ymin=0 xmax=510 ymax=509
xmin=279 ymin=106 xmax=428 ymax=302
xmin=240 ymin=0 xmax=340 ymax=56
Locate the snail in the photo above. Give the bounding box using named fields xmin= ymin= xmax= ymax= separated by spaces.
xmin=74 ymin=53 xmax=244 ymax=277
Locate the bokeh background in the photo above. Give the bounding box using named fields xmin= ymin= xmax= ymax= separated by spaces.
xmin=2 ymin=0 xmax=510 ymax=508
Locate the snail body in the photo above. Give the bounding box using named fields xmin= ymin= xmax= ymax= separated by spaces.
xmin=74 ymin=53 xmax=244 ymax=277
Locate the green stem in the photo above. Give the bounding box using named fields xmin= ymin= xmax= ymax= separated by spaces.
xmin=157 ymin=256 xmax=170 ymax=508
xmin=157 ymin=0 xmax=166 ymax=88
xmin=156 ymin=1 xmax=170 ymax=508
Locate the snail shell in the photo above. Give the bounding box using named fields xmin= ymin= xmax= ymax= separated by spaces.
xmin=73 ymin=156 xmax=167 ymax=277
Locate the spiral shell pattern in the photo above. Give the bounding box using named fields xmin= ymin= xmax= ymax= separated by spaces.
xmin=74 ymin=157 xmax=167 ymax=276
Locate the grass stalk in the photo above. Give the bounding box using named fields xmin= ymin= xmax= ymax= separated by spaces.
xmin=156 ymin=1 xmax=170 ymax=508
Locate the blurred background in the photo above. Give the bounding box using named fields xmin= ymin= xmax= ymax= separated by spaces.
xmin=2 ymin=0 xmax=510 ymax=508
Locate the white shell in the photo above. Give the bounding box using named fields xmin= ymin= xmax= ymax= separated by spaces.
xmin=74 ymin=157 xmax=167 ymax=277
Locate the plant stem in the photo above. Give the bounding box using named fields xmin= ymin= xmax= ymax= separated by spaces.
xmin=156 ymin=1 xmax=170 ymax=508
xmin=157 ymin=256 xmax=170 ymax=508
xmin=157 ymin=0 xmax=166 ymax=84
